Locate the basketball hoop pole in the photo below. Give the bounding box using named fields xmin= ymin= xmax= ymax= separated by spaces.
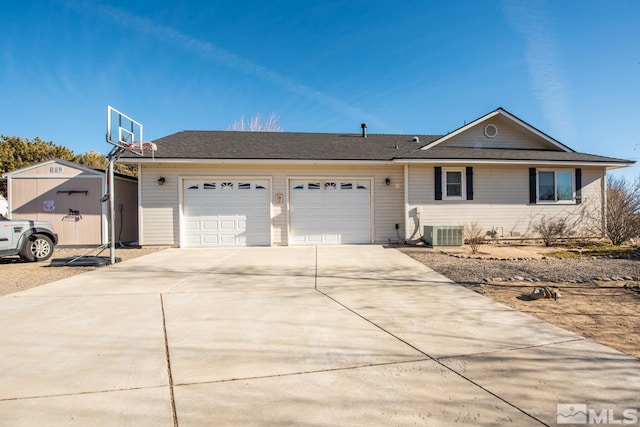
xmin=106 ymin=145 xmax=125 ymax=265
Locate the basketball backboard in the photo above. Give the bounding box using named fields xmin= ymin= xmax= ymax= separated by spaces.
xmin=106 ymin=106 xmax=144 ymax=156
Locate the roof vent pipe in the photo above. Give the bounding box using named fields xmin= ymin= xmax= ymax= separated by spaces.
xmin=361 ymin=123 xmax=367 ymax=138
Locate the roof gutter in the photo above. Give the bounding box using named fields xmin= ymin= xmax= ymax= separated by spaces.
xmin=393 ymin=158 xmax=634 ymax=169
xmin=118 ymin=158 xmax=396 ymax=166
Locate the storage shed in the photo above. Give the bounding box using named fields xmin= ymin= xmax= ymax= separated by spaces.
xmin=2 ymin=159 xmax=138 ymax=246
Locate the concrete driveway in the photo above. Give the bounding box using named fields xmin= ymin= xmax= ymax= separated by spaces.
xmin=0 ymin=246 xmax=638 ymax=426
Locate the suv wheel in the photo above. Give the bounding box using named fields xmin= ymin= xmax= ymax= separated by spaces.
xmin=19 ymin=235 xmax=54 ymax=262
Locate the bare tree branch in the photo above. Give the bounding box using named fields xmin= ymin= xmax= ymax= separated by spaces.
xmin=606 ymin=176 xmax=640 ymax=245
xmin=227 ymin=113 xmax=282 ymax=132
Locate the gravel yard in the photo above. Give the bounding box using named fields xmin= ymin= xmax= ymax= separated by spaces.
xmin=397 ymin=246 xmax=640 ymax=284
xmin=398 ymin=245 xmax=640 ymax=359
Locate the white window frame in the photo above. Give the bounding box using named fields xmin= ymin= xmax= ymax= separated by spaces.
xmin=442 ymin=167 xmax=465 ymax=200
xmin=537 ymin=169 xmax=574 ymax=204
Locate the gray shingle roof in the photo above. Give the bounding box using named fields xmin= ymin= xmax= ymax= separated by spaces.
xmin=123 ymin=130 xmax=440 ymax=161
xmin=120 ymin=130 xmax=631 ymax=165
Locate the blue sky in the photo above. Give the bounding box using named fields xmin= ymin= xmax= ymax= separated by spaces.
xmin=1 ymin=0 xmax=639 ymax=178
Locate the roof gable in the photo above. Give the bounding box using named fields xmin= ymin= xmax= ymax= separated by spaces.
xmin=422 ymin=108 xmax=573 ymax=152
xmin=1 ymin=159 xmax=103 ymax=179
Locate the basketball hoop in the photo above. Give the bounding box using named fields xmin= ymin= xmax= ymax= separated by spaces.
xmin=104 ymin=105 xmax=151 ymax=265
xmin=124 ymin=141 xmax=158 ymax=159
xmin=106 ymin=105 xmax=145 ymax=156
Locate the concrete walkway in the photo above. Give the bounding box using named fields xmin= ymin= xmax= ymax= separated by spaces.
xmin=0 ymin=246 xmax=638 ymax=426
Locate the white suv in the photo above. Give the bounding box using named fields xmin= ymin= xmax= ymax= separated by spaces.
xmin=0 ymin=214 xmax=58 ymax=262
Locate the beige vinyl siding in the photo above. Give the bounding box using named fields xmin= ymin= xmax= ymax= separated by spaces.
xmin=407 ymin=164 xmax=604 ymax=240
xmin=439 ymin=115 xmax=562 ymax=150
xmin=139 ymin=163 xmax=405 ymax=246
xmin=138 ymin=166 xmax=180 ymax=246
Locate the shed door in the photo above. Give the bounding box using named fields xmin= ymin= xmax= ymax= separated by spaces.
xmin=182 ymin=179 xmax=270 ymax=246
xmin=289 ymin=180 xmax=371 ymax=245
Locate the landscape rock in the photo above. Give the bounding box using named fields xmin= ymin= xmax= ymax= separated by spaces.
xmin=397 ymin=246 xmax=640 ymax=286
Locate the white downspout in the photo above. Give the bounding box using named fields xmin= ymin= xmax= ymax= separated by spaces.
xmin=404 ymin=164 xmax=409 ymax=242
xmin=137 ymin=166 xmax=144 ymax=246
xmin=602 ymin=170 xmax=607 ymax=236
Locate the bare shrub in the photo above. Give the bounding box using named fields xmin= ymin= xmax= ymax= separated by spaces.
xmin=464 ymin=222 xmax=485 ymax=254
xmin=606 ymin=176 xmax=640 ymax=245
xmin=533 ymin=217 xmax=567 ymax=246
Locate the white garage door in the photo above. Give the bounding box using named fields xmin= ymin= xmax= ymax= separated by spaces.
xmin=182 ymin=179 xmax=270 ymax=247
xmin=289 ymin=179 xmax=371 ymax=245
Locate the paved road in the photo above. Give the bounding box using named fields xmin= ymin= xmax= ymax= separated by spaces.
xmin=0 ymin=246 xmax=638 ymax=426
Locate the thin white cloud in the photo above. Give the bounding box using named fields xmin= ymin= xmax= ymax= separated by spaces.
xmin=81 ymin=1 xmax=394 ymax=131
xmin=502 ymin=1 xmax=575 ymax=143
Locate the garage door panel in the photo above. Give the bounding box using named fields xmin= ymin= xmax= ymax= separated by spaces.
xmin=289 ymin=179 xmax=371 ymax=245
xmin=202 ymin=221 xmax=219 ymax=231
xmin=322 ymin=233 xmax=340 ymax=243
xmin=184 ymin=220 xmax=202 ymax=231
xmin=219 ymin=234 xmax=237 ymax=244
xmin=182 ymin=179 xmax=270 ymax=247
xmin=184 ymin=235 xmax=202 ymax=245
xmin=306 ymin=233 xmax=324 ymax=243
xmin=219 ymin=219 xmax=237 ymax=230
xmin=202 ymin=235 xmax=220 ymax=245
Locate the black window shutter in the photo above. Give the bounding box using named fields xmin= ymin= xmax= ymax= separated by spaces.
xmin=434 ymin=167 xmax=442 ymax=200
xmin=466 ymin=167 xmax=473 ymax=200
xmin=575 ymin=168 xmax=582 ymax=204
xmin=529 ymin=168 xmax=537 ymax=204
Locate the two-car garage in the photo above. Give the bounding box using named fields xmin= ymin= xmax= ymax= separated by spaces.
xmin=181 ymin=178 xmax=372 ymax=247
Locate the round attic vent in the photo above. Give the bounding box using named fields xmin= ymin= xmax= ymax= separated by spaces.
xmin=484 ymin=123 xmax=498 ymax=138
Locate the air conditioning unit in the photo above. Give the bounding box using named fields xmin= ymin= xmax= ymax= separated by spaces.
xmin=423 ymin=225 xmax=464 ymax=246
